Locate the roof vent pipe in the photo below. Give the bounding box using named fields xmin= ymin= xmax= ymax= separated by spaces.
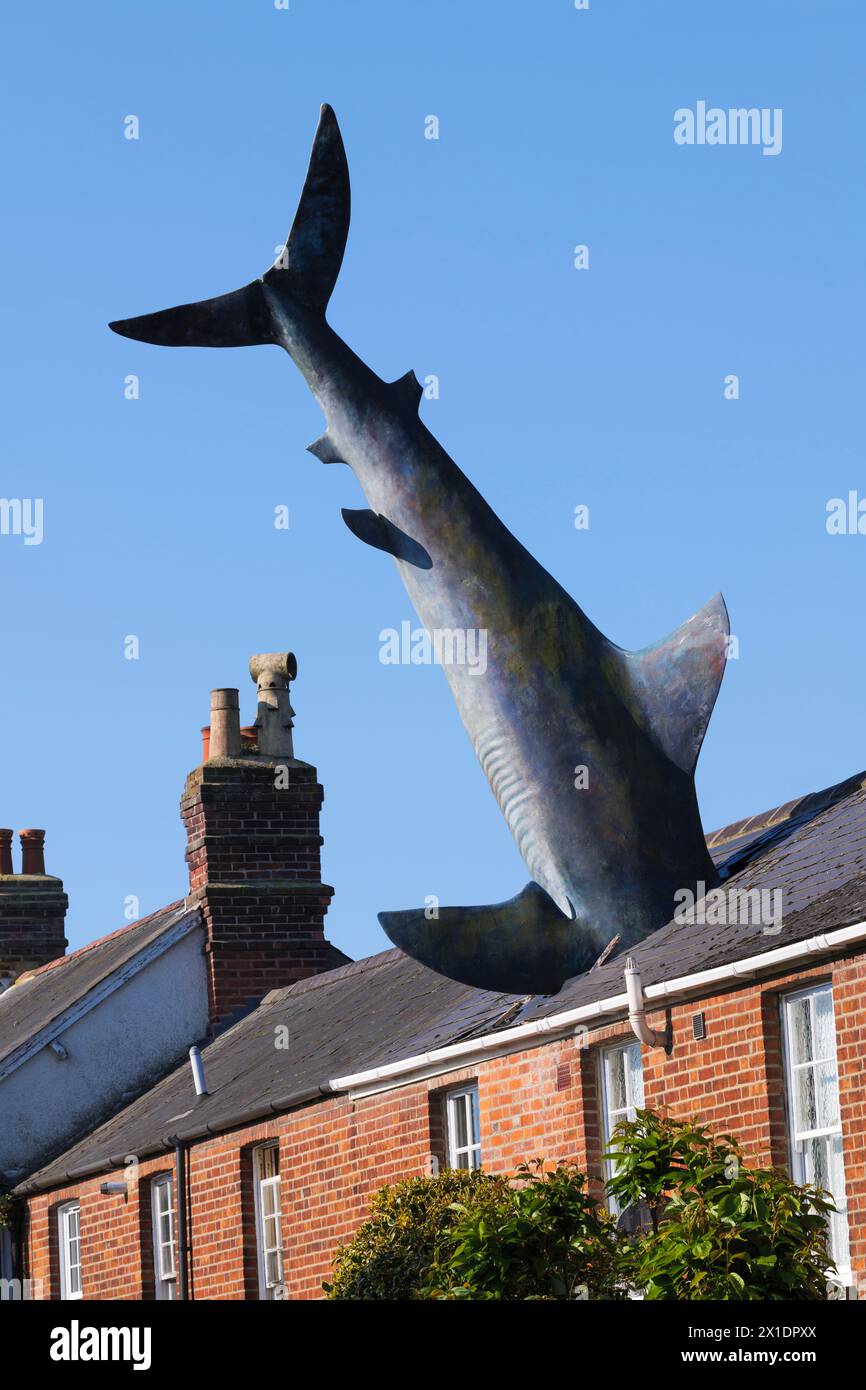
xmin=624 ymin=956 xmax=669 ymax=1050
xmin=189 ymin=1045 xmax=209 ymax=1097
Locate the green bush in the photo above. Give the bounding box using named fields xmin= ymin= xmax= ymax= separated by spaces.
xmin=323 ymin=1169 xmax=508 ymax=1300
xmin=606 ymin=1110 xmax=836 ymax=1300
xmin=326 ymin=1111 xmax=837 ymax=1301
xmin=424 ymin=1161 xmax=622 ymax=1300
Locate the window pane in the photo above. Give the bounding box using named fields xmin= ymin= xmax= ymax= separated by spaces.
xmin=816 ymin=1060 xmax=840 ymax=1130
xmin=259 ymin=1147 xmax=278 ymax=1181
xmin=265 ymin=1248 xmax=282 ymax=1287
xmin=625 ymin=1043 xmax=644 ymax=1110
xmin=452 ymin=1095 xmax=469 ymax=1150
xmin=794 ymin=1065 xmax=817 ymax=1134
xmin=469 ymin=1088 xmax=481 ymax=1146
xmin=813 ymin=988 xmax=836 ymax=1061
xmin=789 ymin=995 xmax=813 ymax=1065
xmin=605 ymin=1051 xmax=627 ymax=1114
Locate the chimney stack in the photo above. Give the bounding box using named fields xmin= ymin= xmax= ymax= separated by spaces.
xmin=0 ymin=828 xmax=68 ymax=986
xmin=181 ymin=652 xmax=344 ymax=1026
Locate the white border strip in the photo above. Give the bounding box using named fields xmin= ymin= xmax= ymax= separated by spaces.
xmin=328 ymin=919 xmax=866 ymax=1098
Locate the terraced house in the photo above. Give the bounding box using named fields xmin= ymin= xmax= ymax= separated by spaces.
xmin=1 ymin=653 xmax=865 ymax=1299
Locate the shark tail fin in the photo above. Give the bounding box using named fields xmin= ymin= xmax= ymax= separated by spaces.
xmin=622 ymin=592 xmax=730 ymax=776
xmin=109 ymin=105 xmax=350 ymax=347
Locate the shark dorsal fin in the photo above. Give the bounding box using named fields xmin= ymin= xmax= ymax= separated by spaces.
xmin=388 ymin=370 xmax=423 ymax=414
xmin=619 ymin=593 xmax=729 ymax=775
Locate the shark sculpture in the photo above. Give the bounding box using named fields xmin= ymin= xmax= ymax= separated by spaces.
xmin=110 ymin=106 xmax=729 ymax=996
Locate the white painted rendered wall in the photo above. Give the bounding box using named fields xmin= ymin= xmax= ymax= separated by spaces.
xmin=0 ymin=925 xmax=209 ymax=1184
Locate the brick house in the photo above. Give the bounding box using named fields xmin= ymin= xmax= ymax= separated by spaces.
xmin=0 ymin=652 xmax=348 ymax=1296
xmin=7 ymin=735 xmax=866 ymax=1298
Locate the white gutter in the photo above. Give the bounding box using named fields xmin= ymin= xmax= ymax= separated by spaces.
xmin=329 ymin=918 xmax=866 ymax=1098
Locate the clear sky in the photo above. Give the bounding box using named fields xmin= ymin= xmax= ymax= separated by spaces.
xmin=2 ymin=1 xmax=864 ymax=959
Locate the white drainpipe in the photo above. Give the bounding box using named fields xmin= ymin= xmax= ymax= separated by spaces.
xmin=624 ymin=956 xmax=669 ymax=1049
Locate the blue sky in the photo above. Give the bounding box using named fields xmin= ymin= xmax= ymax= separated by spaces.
xmin=2 ymin=1 xmax=864 ymax=958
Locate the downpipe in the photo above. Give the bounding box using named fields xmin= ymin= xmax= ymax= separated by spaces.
xmin=624 ymin=956 xmax=671 ymax=1052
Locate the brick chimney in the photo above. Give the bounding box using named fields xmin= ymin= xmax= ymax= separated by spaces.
xmin=0 ymin=829 xmax=69 ymax=987
xmin=181 ymin=652 xmax=345 ymax=1026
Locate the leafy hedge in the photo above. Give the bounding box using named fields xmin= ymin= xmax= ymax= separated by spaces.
xmin=324 ymin=1169 xmax=509 ymax=1299
xmin=606 ymin=1112 xmax=835 ymax=1300
xmin=423 ymin=1161 xmax=623 ymax=1300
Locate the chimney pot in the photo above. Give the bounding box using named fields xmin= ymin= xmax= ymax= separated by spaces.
xmin=249 ymin=652 xmax=297 ymax=758
xmin=0 ymin=830 xmax=12 ymax=876
xmin=19 ymin=829 xmax=46 ymax=876
xmin=208 ymin=688 xmax=241 ymax=759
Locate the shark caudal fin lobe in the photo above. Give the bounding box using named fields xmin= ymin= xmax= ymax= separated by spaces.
xmin=265 ymin=102 xmax=350 ymax=314
xmin=109 ymin=105 xmax=350 ymax=348
xmin=622 ymin=592 xmax=730 ymax=776
xmin=109 ymin=283 xmax=275 ymax=348
xmin=379 ymin=882 xmax=602 ymax=996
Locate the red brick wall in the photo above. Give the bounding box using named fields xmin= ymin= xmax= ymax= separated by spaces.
xmin=21 ymin=953 xmax=866 ymax=1300
xmin=0 ymin=877 xmax=68 ymax=983
xmin=180 ymin=758 xmax=335 ymax=1022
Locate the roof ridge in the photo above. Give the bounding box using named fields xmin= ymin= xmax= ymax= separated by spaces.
xmin=260 ymin=947 xmax=404 ymax=1004
xmin=16 ymin=900 xmax=188 ymax=983
xmin=706 ymin=770 xmax=866 ymax=849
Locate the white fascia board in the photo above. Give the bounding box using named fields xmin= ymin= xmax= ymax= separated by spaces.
xmin=329 ymin=919 xmax=866 ymax=1099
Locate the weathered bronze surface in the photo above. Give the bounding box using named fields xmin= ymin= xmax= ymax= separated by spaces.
xmin=110 ymin=107 xmax=729 ymax=995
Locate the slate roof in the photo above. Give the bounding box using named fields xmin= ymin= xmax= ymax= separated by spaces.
xmin=0 ymin=902 xmax=196 ymax=1071
xmin=16 ymin=770 xmax=866 ymax=1194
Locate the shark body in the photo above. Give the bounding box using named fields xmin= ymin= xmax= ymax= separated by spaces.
xmin=110 ymin=106 xmax=729 ymax=995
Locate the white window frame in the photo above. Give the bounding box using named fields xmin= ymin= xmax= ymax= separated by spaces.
xmin=781 ymin=983 xmax=851 ymax=1282
xmin=445 ymin=1085 xmax=482 ymax=1170
xmin=600 ymin=1040 xmax=645 ymax=1215
xmin=57 ymin=1201 xmax=82 ymax=1300
xmin=253 ymin=1145 xmax=284 ymax=1300
xmin=150 ymin=1174 xmax=177 ymax=1301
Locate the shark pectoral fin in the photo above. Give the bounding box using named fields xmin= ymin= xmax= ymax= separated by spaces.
xmin=379 ymin=881 xmax=601 ymax=995
xmin=307 ymin=432 xmax=345 ymax=464
xmin=624 ymin=592 xmax=730 ymax=775
xmin=341 ymin=509 xmax=433 ymax=569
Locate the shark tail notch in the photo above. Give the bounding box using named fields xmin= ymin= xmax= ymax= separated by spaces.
xmin=379 ymin=882 xmax=604 ymax=996
xmin=109 ymin=105 xmax=350 ymax=348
